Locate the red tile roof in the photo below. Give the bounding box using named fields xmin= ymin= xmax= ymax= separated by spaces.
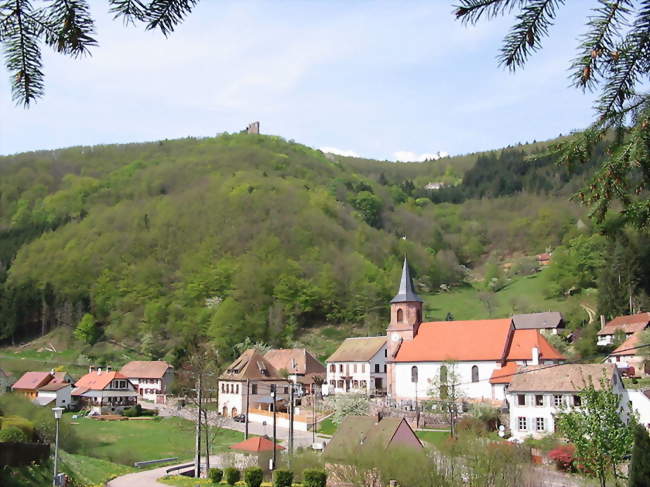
xmin=611 ymin=333 xmax=641 ymax=356
xmin=229 ymin=436 xmax=285 ymax=452
xmin=489 ymin=362 xmax=519 ymax=384
xmin=120 ymin=361 xmax=172 ymax=379
xmin=75 ymin=371 xmax=128 ymax=391
xmin=394 ymin=319 xmax=513 ymax=362
xmin=597 ymin=312 xmax=650 ymax=336
xmin=506 ymin=329 xmax=565 ymax=361
xmin=12 ymin=372 xmax=52 ymax=391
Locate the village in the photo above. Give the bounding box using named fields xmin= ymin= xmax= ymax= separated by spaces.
xmin=2 ymin=259 xmax=650 ymax=486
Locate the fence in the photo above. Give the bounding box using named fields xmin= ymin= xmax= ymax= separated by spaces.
xmin=0 ymin=442 xmax=50 ymax=467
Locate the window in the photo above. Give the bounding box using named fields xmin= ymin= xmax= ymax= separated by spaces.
xmin=553 ymin=395 xmax=562 ymax=407
xmin=284 ymin=387 xmax=289 ymax=394
xmin=353 ymin=380 xmax=359 ymax=387
xmin=235 ymin=384 xmax=239 ymax=394
xmin=221 ymin=384 xmax=225 ymax=393
xmin=417 ymin=309 xmax=422 ymax=322
xmin=329 ymin=364 xmax=335 ymax=373
xmin=535 ymin=395 xmax=544 ymax=407
xmin=337 ymin=380 xmax=344 ymax=388
xmin=375 ymin=364 xmax=380 ymax=373
xmin=518 ymin=417 xmax=528 ymax=431
xmin=411 ymin=366 xmax=418 ymax=383
xmin=362 ymin=364 xmax=365 ymax=373
xmin=536 ymin=417 xmax=545 ymax=431
xmin=353 ymin=364 xmax=357 ymax=373
xmin=397 ymin=309 xmax=404 ymax=322
xmin=573 ymin=395 xmax=581 ymax=406
xmin=471 ymin=365 xmax=479 ymax=383
xmin=329 ymin=380 xmax=335 ymax=386
xmin=361 ymin=380 xmax=367 ymax=388
xmin=339 ymin=364 xmax=343 ymax=373
xmin=517 ymin=394 xmax=526 ymax=406
xmin=383 ymin=364 xmax=387 ymax=373
xmin=384 ymin=349 xmax=387 ymax=357
xmin=251 ymin=384 xmax=257 ymax=395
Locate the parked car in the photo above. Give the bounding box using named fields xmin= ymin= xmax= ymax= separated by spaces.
xmin=233 ymin=414 xmax=246 ymax=423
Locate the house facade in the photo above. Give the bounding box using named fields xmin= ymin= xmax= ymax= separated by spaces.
xmin=263 ymin=348 xmax=325 ymax=394
xmin=218 ymin=348 xmax=290 ymax=419
xmin=506 ymin=363 xmax=628 ymax=440
xmin=72 ymin=369 xmax=138 ymax=415
xmin=512 ymin=312 xmax=564 ymax=335
xmin=325 ymin=336 xmax=387 ymax=395
xmin=386 ymin=259 xmax=564 ymax=402
xmin=597 ymin=312 xmax=650 ymax=346
xmin=35 ymin=382 xmax=73 ymax=408
xmin=11 ymin=370 xmax=74 ymax=401
xmin=119 ymin=361 xmax=175 ymax=403
xmin=606 ymin=332 xmax=648 ymax=376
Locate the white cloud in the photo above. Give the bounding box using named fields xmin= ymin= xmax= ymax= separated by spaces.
xmin=393 ymin=151 xmax=448 ymax=162
xmin=320 ymin=146 xmax=360 ymax=157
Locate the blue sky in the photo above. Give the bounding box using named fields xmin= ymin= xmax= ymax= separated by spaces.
xmin=0 ymin=1 xmax=596 ymax=160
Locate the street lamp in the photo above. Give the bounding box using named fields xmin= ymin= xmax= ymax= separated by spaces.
xmin=52 ymin=407 xmax=64 ymax=486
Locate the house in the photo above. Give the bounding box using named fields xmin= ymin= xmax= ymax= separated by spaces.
xmin=386 ymin=259 xmax=565 ymax=402
xmin=324 ymin=414 xmax=422 ymax=461
xmin=0 ymin=367 xmax=11 ymax=394
xmin=119 ymin=361 xmax=174 ymax=403
xmin=597 ymin=312 xmax=650 ymax=346
xmin=536 ymin=253 xmax=551 ymax=266
xmin=263 ymin=348 xmax=325 ymax=394
xmin=512 ymin=312 xmax=564 ymax=335
xmin=11 ymin=370 xmax=74 ymax=400
xmin=606 ymin=332 xmax=648 ymax=376
xmin=325 ymin=336 xmax=387 ymax=395
xmin=627 ymin=389 xmax=650 ymax=430
xmin=217 ymin=348 xmax=290 ymax=419
xmin=34 ymin=382 xmax=73 ymax=408
xmin=506 ymin=363 xmax=627 ymax=440
xmin=72 ymin=368 xmax=138 ymax=415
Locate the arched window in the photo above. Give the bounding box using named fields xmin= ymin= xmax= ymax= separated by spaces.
xmin=416 ymin=309 xmax=421 ymax=323
xmin=411 ymin=366 xmax=418 ymax=383
xmin=397 ymin=309 xmax=404 ymax=322
xmin=471 ymin=365 xmax=479 ymax=383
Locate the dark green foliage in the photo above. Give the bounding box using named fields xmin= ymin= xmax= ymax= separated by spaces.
xmin=224 ymin=467 xmax=240 ymax=485
xmin=244 ymin=466 xmax=263 ymax=487
xmin=0 ymin=425 xmax=28 ymax=443
xmin=273 ymin=469 xmax=293 ymax=487
xmin=302 ymin=469 xmax=327 ymax=487
xmin=629 ymin=424 xmax=650 ymax=487
xmin=208 ymin=467 xmax=223 ymax=484
xmin=122 ymin=404 xmax=142 ymax=417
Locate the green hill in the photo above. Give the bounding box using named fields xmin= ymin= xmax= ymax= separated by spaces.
xmin=0 ymin=133 xmax=594 ymax=365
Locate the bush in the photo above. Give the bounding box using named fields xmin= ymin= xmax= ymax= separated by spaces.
xmin=1 ymin=415 xmax=35 ymax=439
xmin=225 ymin=467 xmax=240 ymax=485
xmin=244 ymin=466 xmax=263 ymax=487
xmin=548 ymin=445 xmax=575 ymax=472
xmin=209 ymin=468 xmax=223 ymax=484
xmin=303 ymin=469 xmax=326 ymax=487
xmin=123 ymin=404 xmax=143 ymax=417
xmin=0 ymin=425 xmax=28 ymax=442
xmin=273 ymin=469 xmax=293 ymax=487
xmin=456 ymin=416 xmax=488 ymax=436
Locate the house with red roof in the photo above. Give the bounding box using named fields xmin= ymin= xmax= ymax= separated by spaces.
xmin=12 ymin=370 xmax=74 ymax=401
xmin=119 ymin=361 xmax=174 ymax=403
xmin=386 ymin=259 xmax=565 ymax=402
xmin=72 ymin=367 xmax=138 ymax=415
xmin=606 ymin=332 xmax=648 ymax=376
xmin=597 ymin=312 xmax=650 ymax=346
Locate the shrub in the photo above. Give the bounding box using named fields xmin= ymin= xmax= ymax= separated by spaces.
xmin=0 ymin=425 xmax=28 ymax=442
xmin=548 ymin=445 xmax=575 ymax=472
xmin=123 ymin=404 xmax=143 ymax=417
xmin=273 ymin=469 xmax=293 ymax=487
xmin=209 ymin=468 xmax=223 ymax=484
xmin=244 ymin=466 xmax=263 ymax=487
xmin=225 ymin=467 xmax=240 ymax=485
xmin=456 ymin=416 xmax=488 ymax=436
xmin=303 ymin=469 xmax=326 ymax=487
xmin=1 ymin=415 xmax=35 ymax=439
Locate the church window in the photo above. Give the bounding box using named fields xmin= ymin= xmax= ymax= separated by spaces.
xmin=471 ymin=365 xmax=479 ymax=383
xmin=411 ymin=366 xmax=418 ymax=383
xmin=397 ymin=309 xmax=404 ymax=322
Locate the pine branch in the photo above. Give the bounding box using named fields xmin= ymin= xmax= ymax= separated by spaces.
xmin=108 ymin=0 xmax=147 ymax=25
xmin=498 ymin=0 xmax=566 ymax=70
xmin=570 ymin=0 xmax=633 ymax=91
xmin=43 ymin=0 xmax=97 ymax=57
xmin=144 ymin=0 xmax=199 ymax=36
xmin=454 ymin=0 xmax=524 ymax=23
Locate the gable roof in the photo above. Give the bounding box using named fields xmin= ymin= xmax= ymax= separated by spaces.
xmin=51 ymin=372 xmax=73 ymax=384
xmin=506 ymin=329 xmax=565 ymax=361
xmin=611 ymin=332 xmax=641 ymax=356
xmin=75 ymin=370 xmax=129 ymax=391
xmin=38 ymin=382 xmax=72 ymax=392
xmin=508 ymin=364 xmax=617 ymax=393
xmin=229 ymin=436 xmax=285 ymax=452
xmin=324 ymin=416 xmax=422 ymax=459
xmin=264 ymin=349 xmax=325 ymax=377
xmin=326 ymin=336 xmax=386 ymax=363
xmin=598 ymin=312 xmax=650 ymax=336
xmin=120 ymin=361 xmax=172 ymax=379
xmin=489 ymin=362 xmax=519 ymax=385
xmin=512 ymin=312 xmax=563 ymax=330
xmin=394 ymin=319 xmax=513 ymax=362
xmin=12 ymin=372 xmax=53 ymax=391
xmin=220 ymin=349 xmax=285 ymax=381
xmin=391 ymin=258 xmax=423 ymax=303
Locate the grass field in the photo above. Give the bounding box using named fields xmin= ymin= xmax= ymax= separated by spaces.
xmin=415 ymin=430 xmax=452 ymax=447
xmin=66 ymin=415 xmax=244 ymax=465
xmin=317 ymin=417 xmax=337 ymax=435
xmin=60 ymin=450 xmax=136 ymax=485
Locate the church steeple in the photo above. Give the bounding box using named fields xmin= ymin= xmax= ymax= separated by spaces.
xmin=391 ymin=258 xmax=423 ymax=303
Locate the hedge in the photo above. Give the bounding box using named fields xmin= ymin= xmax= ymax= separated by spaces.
xmin=273 ymin=469 xmax=293 ymax=487
xmin=209 ymin=467 xmax=223 ymax=483
xmin=245 ymin=466 xmax=264 ymax=487
xmin=225 ymin=467 xmax=241 ymax=485
xmin=303 ymin=469 xmax=326 ymax=487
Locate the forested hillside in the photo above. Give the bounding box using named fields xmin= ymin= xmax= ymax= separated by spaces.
xmin=0 ymin=133 xmax=636 ymax=365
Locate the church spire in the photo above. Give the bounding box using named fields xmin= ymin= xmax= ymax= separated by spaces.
xmin=390 ymin=258 xmax=423 ymax=303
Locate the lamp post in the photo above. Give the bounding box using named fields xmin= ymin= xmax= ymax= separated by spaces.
xmin=52 ymin=407 xmax=64 ymax=486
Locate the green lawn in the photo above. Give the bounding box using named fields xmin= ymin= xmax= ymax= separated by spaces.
xmin=60 ymin=450 xmax=136 ymax=485
xmin=624 ymin=377 xmax=650 ymax=389
xmin=66 ymin=415 xmax=244 ymax=465
xmin=317 ymin=417 xmax=337 ymax=435
xmin=416 ymin=430 xmax=452 ymax=447
xmin=160 ymin=476 xmax=215 ymax=486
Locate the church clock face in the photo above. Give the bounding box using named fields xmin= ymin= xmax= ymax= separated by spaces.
xmin=391 ymin=332 xmax=400 ymax=342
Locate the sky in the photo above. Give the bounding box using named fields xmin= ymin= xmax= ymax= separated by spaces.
xmin=0 ymin=1 xmax=597 ymax=161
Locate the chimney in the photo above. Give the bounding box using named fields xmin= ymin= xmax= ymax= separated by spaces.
xmin=600 ymin=315 xmax=606 ymax=330
xmin=106 ymin=365 xmax=112 ymax=372
xmin=50 ymin=368 xmax=55 ymax=375
xmin=531 ymin=347 xmax=539 ymax=365
xmin=97 ymin=367 xmax=102 ymax=375
xmin=89 ymin=365 xmax=95 ymax=373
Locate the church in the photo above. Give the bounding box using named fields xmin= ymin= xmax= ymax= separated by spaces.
xmin=386 ymin=259 xmax=565 ymax=401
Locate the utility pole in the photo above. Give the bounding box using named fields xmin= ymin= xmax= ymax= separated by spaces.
xmin=245 ymin=379 xmax=250 ymax=440
xmin=271 ymin=384 xmax=277 ymax=470
xmin=203 ymin=408 xmax=210 ymax=474
xmin=289 ymin=383 xmax=294 ymax=457
xmin=312 ymin=384 xmax=316 ymax=444
xmin=194 ymin=373 xmax=202 ymax=479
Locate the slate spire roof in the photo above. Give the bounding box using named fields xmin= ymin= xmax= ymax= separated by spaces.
xmin=390 ymin=258 xmax=423 ymax=303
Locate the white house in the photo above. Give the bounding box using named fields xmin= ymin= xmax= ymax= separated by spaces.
xmin=506 ymin=363 xmax=628 ymax=441
xmin=627 ymin=389 xmax=650 ymax=430
xmin=597 ymin=312 xmax=650 ymax=346
xmin=325 ymin=336 xmax=387 ymax=395
xmin=218 ymin=348 xmax=290 ymax=419
xmin=72 ymin=369 xmax=138 ymax=415
xmin=35 ymin=382 xmax=72 ymax=408
xmin=386 ymin=259 xmax=565 ymax=402
xmin=119 ymin=361 xmax=175 ymax=403
xmin=606 ymin=332 xmax=648 ymax=376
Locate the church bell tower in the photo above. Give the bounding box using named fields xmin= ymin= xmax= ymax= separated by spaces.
xmin=387 ymin=258 xmax=423 ymax=360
